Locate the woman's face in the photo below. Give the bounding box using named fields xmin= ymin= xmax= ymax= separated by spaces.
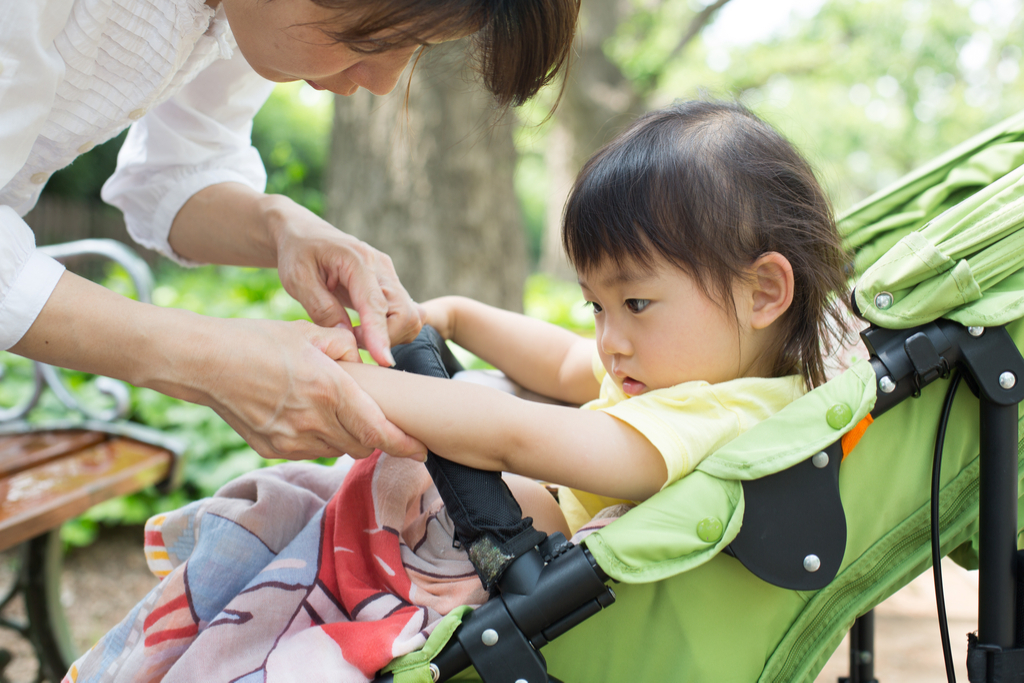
xmin=216 ymin=0 xmax=438 ymax=96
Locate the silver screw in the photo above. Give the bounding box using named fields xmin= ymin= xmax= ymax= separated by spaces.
xmin=803 ymin=554 xmax=821 ymax=572
xmin=429 ymin=664 xmax=441 ymax=682
xmin=874 ymin=292 xmax=894 ymax=310
xmin=879 ymin=376 xmax=896 ymax=394
xmin=812 ymin=452 xmax=829 ymax=469
xmin=999 ymin=371 xmax=1017 ymax=390
xmin=968 ymin=326 xmax=984 ymax=337
xmin=481 ymin=629 xmax=499 ymax=646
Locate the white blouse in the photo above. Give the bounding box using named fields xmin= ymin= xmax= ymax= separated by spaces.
xmin=0 ymin=0 xmax=275 ymax=349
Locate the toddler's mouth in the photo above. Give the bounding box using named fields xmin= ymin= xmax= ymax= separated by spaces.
xmin=622 ymin=377 xmax=647 ymax=396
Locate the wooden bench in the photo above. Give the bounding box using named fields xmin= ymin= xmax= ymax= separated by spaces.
xmin=0 ymin=240 xmax=183 ymax=683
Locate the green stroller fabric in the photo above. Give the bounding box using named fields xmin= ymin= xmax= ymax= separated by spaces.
xmin=383 ymin=112 xmax=1024 ymax=683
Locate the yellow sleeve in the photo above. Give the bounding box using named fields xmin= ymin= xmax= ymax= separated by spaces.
xmin=598 ymin=375 xmax=805 ymax=489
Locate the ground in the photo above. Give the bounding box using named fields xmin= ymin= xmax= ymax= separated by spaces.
xmin=0 ymin=526 xmax=980 ymax=682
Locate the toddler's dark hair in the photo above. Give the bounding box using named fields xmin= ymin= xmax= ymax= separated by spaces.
xmin=562 ymin=100 xmax=851 ymax=388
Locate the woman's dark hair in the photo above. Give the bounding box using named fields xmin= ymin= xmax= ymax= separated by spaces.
xmin=562 ymin=100 xmax=851 ymax=388
xmin=308 ymin=0 xmax=579 ymax=108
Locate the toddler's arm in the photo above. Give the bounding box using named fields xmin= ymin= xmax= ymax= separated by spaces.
xmin=341 ymin=361 xmax=667 ymax=503
xmin=422 ymin=296 xmax=599 ymax=406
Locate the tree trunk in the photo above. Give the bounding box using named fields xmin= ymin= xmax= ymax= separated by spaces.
xmin=326 ymin=42 xmax=527 ymax=312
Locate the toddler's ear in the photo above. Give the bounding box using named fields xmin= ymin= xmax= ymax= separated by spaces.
xmin=748 ymin=252 xmax=794 ymax=330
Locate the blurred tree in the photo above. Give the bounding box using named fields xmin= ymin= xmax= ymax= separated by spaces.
xmin=326 ymin=41 xmax=527 ymax=312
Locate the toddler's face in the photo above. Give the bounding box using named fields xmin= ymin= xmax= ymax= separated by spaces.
xmin=578 ymin=255 xmax=753 ymax=396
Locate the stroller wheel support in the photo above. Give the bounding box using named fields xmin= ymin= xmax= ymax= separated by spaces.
xmin=860 ymin=319 xmax=1024 ymax=681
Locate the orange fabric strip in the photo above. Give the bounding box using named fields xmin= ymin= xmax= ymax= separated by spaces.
xmin=841 ymin=414 xmax=874 ymax=461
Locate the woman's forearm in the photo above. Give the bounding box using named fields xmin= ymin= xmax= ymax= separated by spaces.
xmin=10 ymin=271 xmax=427 ymax=461
xmin=168 ymin=183 xmax=282 ymax=267
xmin=11 ymin=270 xmax=206 ymax=396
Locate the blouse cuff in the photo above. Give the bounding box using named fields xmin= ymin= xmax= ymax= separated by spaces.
xmin=0 ymin=250 xmax=66 ymax=350
xmin=121 ymin=165 xmax=265 ymax=267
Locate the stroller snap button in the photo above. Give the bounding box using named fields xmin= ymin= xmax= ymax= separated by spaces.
xmin=697 ymin=517 xmax=723 ymax=543
xmin=803 ymin=555 xmax=821 ymax=572
xmin=826 ymin=404 xmax=853 ymax=429
xmin=481 ymin=629 xmax=499 ymax=646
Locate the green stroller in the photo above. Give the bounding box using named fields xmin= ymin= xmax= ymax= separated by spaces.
xmin=377 ymin=111 xmax=1024 ymax=683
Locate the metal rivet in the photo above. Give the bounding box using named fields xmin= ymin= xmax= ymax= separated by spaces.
xmin=803 ymin=554 xmax=821 ymax=572
xmin=515 ymin=680 xmax=529 ymax=683
xmin=481 ymin=629 xmax=499 ymax=646
xmin=999 ymin=372 xmax=1016 ymax=390
xmin=859 ymin=651 xmax=873 ymax=665
xmin=429 ymin=663 xmax=441 ymax=682
xmin=812 ymin=452 xmax=829 ymax=469
xmin=878 ymin=376 xmax=896 ymax=394
xmin=874 ymin=292 xmax=894 ymax=310
xmin=968 ymin=326 xmax=984 ymax=337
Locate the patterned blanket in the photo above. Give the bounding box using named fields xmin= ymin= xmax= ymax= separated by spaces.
xmin=63 ymin=453 xmax=490 ymax=683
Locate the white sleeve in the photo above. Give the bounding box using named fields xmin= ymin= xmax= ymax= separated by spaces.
xmin=0 ymin=0 xmax=72 ymax=349
xmin=101 ymin=48 xmax=275 ymax=266
xmin=0 ymin=207 xmax=65 ymax=350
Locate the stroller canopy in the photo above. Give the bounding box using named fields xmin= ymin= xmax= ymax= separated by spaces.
xmin=842 ymin=110 xmax=1024 ymax=329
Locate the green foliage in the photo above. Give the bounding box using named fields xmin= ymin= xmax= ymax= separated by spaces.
xmin=251 ymin=82 xmax=334 ymax=215
xmin=524 ymin=273 xmax=595 ymax=336
xmin=614 ymin=0 xmax=1024 ymax=209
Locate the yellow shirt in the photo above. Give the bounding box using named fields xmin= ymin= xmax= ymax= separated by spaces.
xmin=559 ymin=357 xmax=806 ymax=535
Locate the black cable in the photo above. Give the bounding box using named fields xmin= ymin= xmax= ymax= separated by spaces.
xmin=932 ymin=369 xmax=962 ymax=683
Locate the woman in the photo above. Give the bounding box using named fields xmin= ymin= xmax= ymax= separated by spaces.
xmin=0 ymin=0 xmax=578 ymax=461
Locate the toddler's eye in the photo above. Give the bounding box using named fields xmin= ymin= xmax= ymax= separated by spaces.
xmin=585 ymin=301 xmax=603 ymax=314
xmin=626 ymin=299 xmax=650 ymax=313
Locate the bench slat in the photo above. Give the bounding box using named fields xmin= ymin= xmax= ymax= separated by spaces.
xmin=0 ymin=437 xmax=173 ymax=551
xmin=0 ymin=431 xmax=107 ymax=478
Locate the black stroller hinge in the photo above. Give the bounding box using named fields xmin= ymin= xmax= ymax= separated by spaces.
xmin=904 ymin=331 xmax=949 ymax=395
xmin=418 ymin=540 xmax=614 ymax=683
xmin=862 ymin=320 xmax=1024 ymax=417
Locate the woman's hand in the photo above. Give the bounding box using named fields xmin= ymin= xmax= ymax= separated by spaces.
xmin=269 ymin=199 xmax=424 ymax=367
xmin=185 ymin=316 xmax=428 ymax=460
xmin=171 ymin=186 xmax=424 ymax=366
